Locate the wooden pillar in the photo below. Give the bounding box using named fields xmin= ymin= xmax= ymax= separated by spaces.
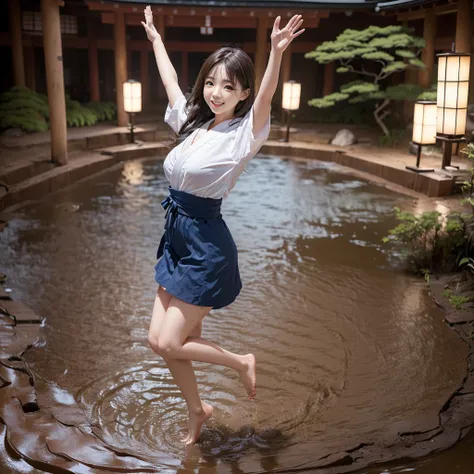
xmin=323 ymin=62 xmax=335 ymax=96
xmin=280 ymin=45 xmax=291 ymax=123
xmin=41 ymin=0 xmax=67 ymax=165
xmin=140 ymin=49 xmax=149 ymax=107
xmin=419 ymin=9 xmax=436 ymax=88
xmin=114 ymin=11 xmax=127 ymax=126
xmin=24 ymin=46 xmax=36 ymax=91
xmin=455 ymin=0 xmax=472 ymax=53
xmin=255 ymin=16 xmax=269 ymax=93
xmin=87 ymin=17 xmax=100 ymax=101
xmin=9 ymin=0 xmax=25 ymax=87
xmin=157 ymin=15 xmax=166 ymax=101
xmin=181 ymin=51 xmax=189 ymax=94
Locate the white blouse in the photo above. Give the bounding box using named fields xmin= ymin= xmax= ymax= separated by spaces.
xmin=162 ymin=94 xmax=271 ymax=199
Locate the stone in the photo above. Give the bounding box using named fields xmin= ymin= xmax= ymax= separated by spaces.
xmin=0 ymin=300 xmax=43 ymax=324
xmin=0 ymin=286 xmax=10 ymax=299
xmin=1 ymin=128 xmax=24 ymax=138
xmin=331 ymin=129 xmax=357 ymax=147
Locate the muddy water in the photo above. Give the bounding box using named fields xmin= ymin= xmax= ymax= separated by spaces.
xmin=0 ymin=155 xmax=470 ymax=473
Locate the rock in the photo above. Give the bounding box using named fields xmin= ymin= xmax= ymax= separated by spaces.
xmin=331 ymin=129 xmax=357 ymax=147
xmin=1 ymin=128 xmax=24 ymax=137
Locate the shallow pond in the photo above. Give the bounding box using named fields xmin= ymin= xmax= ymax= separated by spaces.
xmin=0 ymin=155 xmax=469 ymax=473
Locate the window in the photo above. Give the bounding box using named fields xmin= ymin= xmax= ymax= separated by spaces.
xmin=60 ymin=15 xmax=78 ymax=35
xmin=22 ymin=12 xmax=42 ymax=33
xmin=22 ymin=12 xmax=78 ymax=35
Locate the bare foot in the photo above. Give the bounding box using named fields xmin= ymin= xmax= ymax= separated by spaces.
xmin=239 ymin=354 xmax=256 ymax=400
xmin=181 ymin=402 xmax=213 ymax=445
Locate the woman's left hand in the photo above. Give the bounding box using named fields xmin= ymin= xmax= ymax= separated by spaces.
xmin=271 ymin=15 xmax=305 ymax=53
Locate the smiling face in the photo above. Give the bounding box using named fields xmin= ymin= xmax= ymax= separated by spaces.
xmin=203 ymin=64 xmax=250 ymax=121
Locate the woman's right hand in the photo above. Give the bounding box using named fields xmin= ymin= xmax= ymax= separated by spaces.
xmin=142 ymin=5 xmax=160 ymax=44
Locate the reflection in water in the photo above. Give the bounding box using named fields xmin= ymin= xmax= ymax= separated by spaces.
xmin=0 ymin=155 xmax=468 ymax=473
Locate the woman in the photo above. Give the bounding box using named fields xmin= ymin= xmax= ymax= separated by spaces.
xmin=142 ymin=5 xmax=305 ymax=445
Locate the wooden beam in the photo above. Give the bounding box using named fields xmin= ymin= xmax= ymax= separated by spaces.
xmin=86 ymin=1 xmax=324 ymax=19
xmin=397 ymin=2 xmax=458 ymax=21
xmin=100 ymin=11 xmax=320 ymax=28
xmin=13 ymin=34 xmax=320 ymax=54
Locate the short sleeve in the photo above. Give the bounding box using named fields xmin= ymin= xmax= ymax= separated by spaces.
xmin=164 ymin=94 xmax=189 ymax=134
xmin=232 ymin=104 xmax=271 ymax=162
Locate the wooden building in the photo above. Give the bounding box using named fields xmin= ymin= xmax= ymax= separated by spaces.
xmin=1 ymin=0 xmax=473 ymax=161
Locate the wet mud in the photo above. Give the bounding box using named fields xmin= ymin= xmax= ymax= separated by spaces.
xmin=0 ymin=155 xmax=473 ymax=473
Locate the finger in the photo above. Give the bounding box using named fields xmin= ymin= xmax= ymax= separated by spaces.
xmin=141 ymin=21 xmax=149 ymax=30
xmin=292 ymin=28 xmax=305 ymax=39
xmin=286 ymin=14 xmax=300 ymax=30
xmin=292 ymin=19 xmax=304 ymax=32
xmin=272 ymin=16 xmax=281 ymax=33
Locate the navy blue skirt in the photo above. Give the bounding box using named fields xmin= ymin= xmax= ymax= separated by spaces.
xmin=154 ymin=186 xmax=242 ymax=309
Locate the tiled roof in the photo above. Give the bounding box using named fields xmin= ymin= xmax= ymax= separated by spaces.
xmin=108 ymin=0 xmax=439 ymax=11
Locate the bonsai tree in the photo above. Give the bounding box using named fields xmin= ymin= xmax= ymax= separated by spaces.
xmin=305 ymin=25 xmax=429 ymax=136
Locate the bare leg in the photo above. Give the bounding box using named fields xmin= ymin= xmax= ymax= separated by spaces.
xmin=149 ymin=287 xmax=210 ymax=444
xmin=157 ymin=296 xmax=256 ymax=400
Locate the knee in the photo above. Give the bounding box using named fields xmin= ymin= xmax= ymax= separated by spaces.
xmin=149 ymin=334 xmax=179 ymax=358
xmin=148 ymin=332 xmax=160 ymax=353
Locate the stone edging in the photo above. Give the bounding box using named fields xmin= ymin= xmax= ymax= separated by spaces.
xmin=0 ymin=138 xmax=460 ymax=214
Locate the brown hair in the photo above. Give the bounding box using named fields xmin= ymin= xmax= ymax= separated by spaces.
xmin=166 ymin=45 xmax=255 ymax=148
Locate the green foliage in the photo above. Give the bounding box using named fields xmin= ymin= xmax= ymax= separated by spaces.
xmin=449 ymin=294 xmax=471 ymax=310
xmin=395 ymin=49 xmax=416 ymax=58
xmin=459 ymin=257 xmax=474 ymax=275
xmin=0 ymin=86 xmax=50 ymax=132
xmin=66 ymin=96 xmax=98 ymax=127
xmin=0 ymin=110 xmax=49 ymax=132
xmin=382 ymin=207 xmax=467 ymax=273
xmin=341 ymin=81 xmax=379 ymax=95
xmin=305 ymin=25 xmax=427 ymax=136
xmin=385 ymin=84 xmax=425 ymax=101
xmin=381 ymin=61 xmax=407 ymax=74
xmin=417 ymin=89 xmax=437 ymax=101
xmin=378 ymin=128 xmax=405 ymax=147
xmin=308 ymin=92 xmax=349 ymax=108
xmin=87 ymin=101 xmax=117 ymax=121
xmin=0 ymin=86 xmax=116 ymax=133
xmin=460 ymin=143 xmax=474 ymax=212
xmin=442 ymin=288 xmax=452 ymax=298
xmin=362 ymin=51 xmax=395 ymax=61
xmin=409 ymin=58 xmax=426 ymax=68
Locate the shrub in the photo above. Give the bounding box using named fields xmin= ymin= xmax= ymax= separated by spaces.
xmin=382 ymin=207 xmax=467 ymax=274
xmin=65 ymin=96 xmax=99 ymax=127
xmin=0 ymin=86 xmax=49 ymax=132
xmin=378 ymin=128 xmax=406 ymax=147
xmin=86 ymin=101 xmax=117 ymax=122
xmin=460 ymin=142 xmax=474 ymax=210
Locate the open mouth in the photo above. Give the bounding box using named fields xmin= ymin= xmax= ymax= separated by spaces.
xmin=211 ymin=100 xmax=223 ymax=108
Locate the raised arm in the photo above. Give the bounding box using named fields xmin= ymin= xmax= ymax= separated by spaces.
xmin=253 ymin=15 xmax=305 ymax=136
xmin=142 ymin=5 xmax=183 ymax=108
